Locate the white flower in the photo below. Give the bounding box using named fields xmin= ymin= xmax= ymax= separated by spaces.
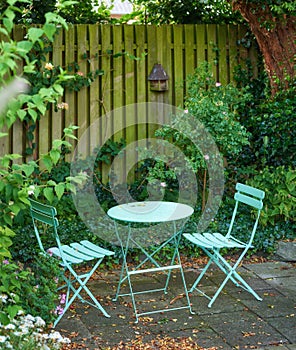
xmin=34 ymin=316 xmax=46 ymax=327
xmin=24 ymin=314 xmax=35 ymax=322
xmin=4 ymin=323 xmax=15 ymax=330
xmin=4 ymin=342 xmax=13 ymax=349
xmin=28 ymin=185 xmax=35 ymax=195
xmin=0 ymin=336 xmax=7 ymax=343
xmin=0 ymin=294 xmax=8 ymax=303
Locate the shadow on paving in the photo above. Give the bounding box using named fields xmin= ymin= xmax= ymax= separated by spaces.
xmin=58 ymin=261 xmax=296 ymax=350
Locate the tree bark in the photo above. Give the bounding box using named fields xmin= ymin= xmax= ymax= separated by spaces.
xmin=231 ymin=1 xmax=296 ymax=94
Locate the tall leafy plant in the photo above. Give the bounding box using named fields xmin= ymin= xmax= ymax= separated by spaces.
xmin=143 ymin=62 xmax=250 ymax=209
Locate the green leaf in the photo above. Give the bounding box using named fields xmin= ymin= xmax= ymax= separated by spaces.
xmin=3 ymin=213 xmax=12 ymax=226
xmin=50 ymin=149 xmax=60 ymax=165
xmin=3 ymin=18 xmax=13 ymax=33
xmin=28 ymin=108 xmax=38 ymax=122
xmin=0 ymin=311 xmax=10 ymax=326
xmin=17 ymin=188 xmax=30 ymax=205
xmin=9 ymin=204 xmax=21 ymax=215
xmin=55 ymin=183 xmax=65 ymax=200
xmin=43 ymin=187 xmax=54 ymax=203
xmin=47 ymin=180 xmax=56 ymax=186
xmin=52 ymin=140 xmax=63 ymax=149
xmin=32 ymin=94 xmax=47 ymax=115
xmin=27 ymin=27 xmax=44 ymax=43
xmin=42 ymin=23 xmax=56 ymax=41
xmin=7 ymin=305 xmax=21 ymax=320
xmin=0 ymin=132 xmax=8 ymax=138
xmin=53 ymin=84 xmax=64 ymax=95
xmin=17 ymin=109 xmax=27 ymax=121
xmin=0 ymin=27 xmax=9 ymax=37
xmin=16 ymin=41 xmax=33 ymax=55
xmin=22 ymin=163 xmax=35 ymax=177
xmin=41 ymin=155 xmax=53 ymax=172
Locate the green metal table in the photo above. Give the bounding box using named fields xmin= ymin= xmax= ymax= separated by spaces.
xmin=107 ymin=201 xmax=194 ymax=322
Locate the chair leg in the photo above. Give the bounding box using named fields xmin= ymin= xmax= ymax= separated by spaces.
xmin=53 ymin=260 xmax=110 ymax=328
xmin=189 ymin=256 xmax=213 ymax=293
xmin=190 ymin=248 xmax=262 ymax=308
xmin=207 ymin=252 xmax=262 ymax=307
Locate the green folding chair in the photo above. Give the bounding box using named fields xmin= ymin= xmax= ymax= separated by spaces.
xmin=183 ymin=183 xmax=265 ymax=307
xmin=29 ymin=198 xmax=114 ymax=327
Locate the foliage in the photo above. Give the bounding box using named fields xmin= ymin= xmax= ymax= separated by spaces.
xmin=21 ymin=254 xmax=60 ymax=324
xmin=0 ymin=126 xmax=87 ymax=228
xmin=57 ymin=0 xmax=113 ymax=24
xmin=246 ymin=166 xmax=296 ymax=226
xmin=132 ymin=0 xmax=242 ymax=24
xmin=0 ymin=227 xmax=60 ymax=326
xmin=0 ymin=312 xmax=70 ymax=349
xmin=2 ymin=0 xmax=115 ymax=24
xmin=183 ymin=62 xmax=251 ymax=158
xmin=229 ymin=0 xmax=296 ymax=24
xmin=0 ymin=229 xmax=29 ymax=325
xmin=237 ymin=84 xmax=296 ymax=168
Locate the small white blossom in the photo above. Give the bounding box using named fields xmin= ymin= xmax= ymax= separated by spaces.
xmin=4 ymin=323 xmax=15 ymax=330
xmin=0 ymin=335 xmax=7 ymax=342
xmin=0 ymin=294 xmax=8 ymax=303
xmin=28 ymin=185 xmax=35 ymax=195
xmin=34 ymin=316 xmax=46 ymax=327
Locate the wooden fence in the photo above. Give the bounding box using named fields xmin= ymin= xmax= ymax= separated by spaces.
xmin=1 ymin=24 xmax=259 ymax=173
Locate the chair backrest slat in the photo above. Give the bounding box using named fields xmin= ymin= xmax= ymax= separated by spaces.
xmin=30 ymin=208 xmax=58 ymax=227
xmin=226 ymin=183 xmax=265 ymax=240
xmin=29 ymin=198 xmax=60 ymax=254
xmin=236 ymin=183 xmax=265 ymax=200
xmin=29 ymin=199 xmax=57 ymax=216
xmin=234 ymin=192 xmax=263 ymax=210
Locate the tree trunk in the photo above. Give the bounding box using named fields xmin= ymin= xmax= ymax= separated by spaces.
xmin=231 ymin=1 xmax=296 ymax=94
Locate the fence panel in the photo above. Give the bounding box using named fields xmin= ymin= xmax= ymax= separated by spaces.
xmin=2 ymin=24 xmax=259 ymax=176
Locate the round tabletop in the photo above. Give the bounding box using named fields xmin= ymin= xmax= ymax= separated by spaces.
xmin=107 ymin=201 xmax=194 ymax=223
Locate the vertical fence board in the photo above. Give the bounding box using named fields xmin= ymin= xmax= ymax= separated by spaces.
xmin=195 ymin=24 xmax=206 ymax=65
xmin=89 ymin=25 xmax=101 ymax=154
xmin=217 ymin=25 xmax=229 ymax=85
xmin=113 ymin=24 xmax=124 ymax=139
xmin=172 ymin=25 xmax=185 ymax=108
xmin=64 ymin=26 xmax=77 ymax=161
xmin=11 ymin=26 xmax=25 ymax=163
xmin=100 ymin=25 xmax=113 ymax=182
xmin=51 ymin=28 xmax=64 ymax=144
xmin=228 ymin=24 xmax=239 ymax=83
xmin=207 ymin=24 xmax=218 ymax=80
xmin=76 ymin=25 xmax=89 ymax=157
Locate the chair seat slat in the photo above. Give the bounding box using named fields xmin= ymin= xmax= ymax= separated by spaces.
xmin=211 ymin=233 xmax=246 ymax=248
xmin=61 ymin=245 xmax=94 ymax=261
xmin=48 ymin=247 xmax=83 ymax=264
xmin=70 ymin=242 xmax=105 ymax=258
xmin=80 ymin=240 xmax=114 ymax=256
xmin=183 ymin=233 xmax=213 ymax=248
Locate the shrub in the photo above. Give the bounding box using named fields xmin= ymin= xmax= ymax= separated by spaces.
xmin=246 ymin=166 xmax=296 ymax=226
